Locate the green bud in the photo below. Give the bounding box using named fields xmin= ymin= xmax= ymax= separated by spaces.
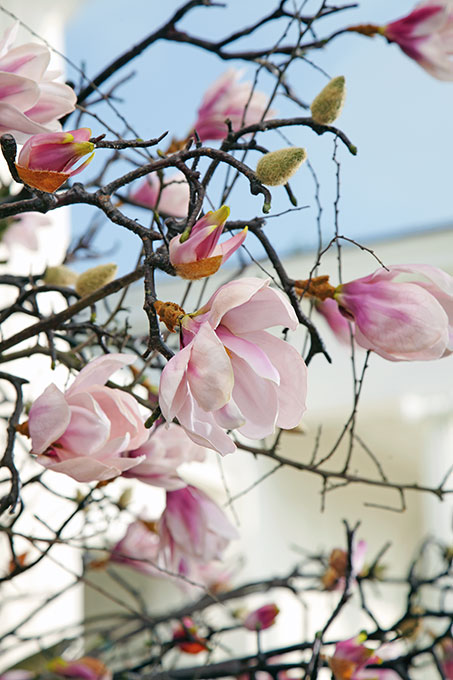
xmin=43 ymin=265 xmax=78 ymax=287
xmin=310 ymin=76 xmax=346 ymax=125
xmin=75 ymin=263 xmax=118 ymax=298
xmin=256 ymin=147 xmax=307 ymax=187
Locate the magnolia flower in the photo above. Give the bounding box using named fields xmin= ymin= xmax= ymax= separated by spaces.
xmin=0 ymin=23 xmax=76 ymax=143
xmin=172 ymin=617 xmax=208 ymax=654
xmin=158 ymin=277 xmax=307 ymax=455
xmin=243 ymin=604 xmax=280 ymax=631
xmin=48 ymin=657 xmax=111 ymax=680
xmin=192 ymin=68 xmax=274 ymax=141
xmin=322 ymin=539 xmax=367 ymax=591
xmin=122 ymin=422 xmax=206 ymax=490
xmin=169 ymin=205 xmax=247 ymax=280
xmin=159 ymin=485 xmax=238 ymax=577
xmin=130 ymin=171 xmax=190 ymax=218
xmin=1 ymin=212 xmax=50 ymax=251
xmin=0 ymin=672 xmax=34 ymax=680
xmin=383 ymin=1 xmax=453 ymax=80
xmin=328 ymin=635 xmax=381 ymax=680
xmin=28 ymin=353 xmax=148 ymax=482
xmin=109 ymin=519 xmax=161 ymax=576
xmin=334 ymin=264 xmax=453 ymax=361
xmin=15 ymin=128 xmax=95 ymax=192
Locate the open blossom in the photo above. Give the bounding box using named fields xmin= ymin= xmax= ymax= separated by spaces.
xmin=109 ymin=519 xmax=161 ymax=576
xmin=48 ymin=657 xmax=111 ymax=680
xmin=158 ymin=278 xmax=307 ymax=455
xmin=15 ymin=128 xmax=95 ymax=192
xmin=159 ymin=485 xmax=238 ymax=577
xmin=130 ymin=171 xmax=189 ymax=218
xmin=0 ymin=23 xmax=76 ymax=143
xmin=28 ymin=354 xmax=148 ymax=482
xmin=334 ymin=264 xmax=453 ymax=361
xmin=122 ymin=422 xmax=206 ymax=490
xmin=243 ymin=604 xmax=280 ymax=631
xmin=383 ymin=1 xmax=453 ymax=80
xmin=328 ymin=635 xmax=381 ymax=680
xmin=1 ymin=212 xmax=50 ymax=251
xmin=169 ymin=205 xmax=247 ymax=280
xmin=192 ymin=68 xmax=274 ymax=141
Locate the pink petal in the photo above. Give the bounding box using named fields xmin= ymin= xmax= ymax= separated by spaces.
xmin=28 ymin=383 xmax=71 ymax=454
xmin=0 ymin=43 xmax=49 ymax=79
xmin=0 ymin=72 xmax=39 ymax=110
xmin=229 ymin=352 xmax=279 ymax=439
xmin=0 ymin=101 xmax=56 ymax=141
xmin=159 ymin=344 xmax=193 ymax=422
xmin=216 ymin=282 xmax=298 ymax=333
xmin=187 ymin=322 xmax=234 ymax=411
xmin=36 ymin=455 xmax=133 ymax=483
xmin=25 ymin=80 xmax=77 ymax=124
xmin=57 ymin=402 xmax=110 ymax=456
xmin=245 ymin=330 xmax=307 ymax=429
xmin=177 ymin=396 xmax=237 ymax=454
xmin=67 ymin=353 xmax=135 ymax=396
xmin=216 ymin=326 xmax=280 ymax=383
xmin=218 ymin=227 xmax=247 ymax=263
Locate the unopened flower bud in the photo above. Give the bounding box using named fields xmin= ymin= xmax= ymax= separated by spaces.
xmin=243 ymin=603 xmax=280 ymax=631
xmin=75 ymin=263 xmax=117 ymax=297
xmin=255 ymin=147 xmax=307 ymax=186
xmin=311 ymin=76 xmax=346 ymax=125
xmin=44 ymin=265 xmax=78 ymax=286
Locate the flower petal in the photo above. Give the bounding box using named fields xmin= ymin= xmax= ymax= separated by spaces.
xmin=28 ymin=383 xmax=71 ymax=454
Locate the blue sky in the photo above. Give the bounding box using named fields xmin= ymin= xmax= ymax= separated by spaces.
xmin=65 ymin=1 xmax=453 ymax=275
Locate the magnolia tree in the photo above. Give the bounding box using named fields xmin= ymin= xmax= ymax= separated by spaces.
xmin=1 ymin=1 xmax=453 ymax=679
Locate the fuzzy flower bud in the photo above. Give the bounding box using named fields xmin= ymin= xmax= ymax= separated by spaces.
xmin=44 ymin=265 xmax=78 ymax=287
xmin=310 ymin=76 xmax=346 ymax=125
xmin=75 ymin=263 xmax=117 ymax=297
xmin=255 ymin=147 xmax=307 ymax=186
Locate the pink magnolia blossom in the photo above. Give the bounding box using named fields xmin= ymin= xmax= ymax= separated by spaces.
xmin=15 ymin=128 xmax=94 ymax=192
xmin=0 ymin=23 xmax=76 ymax=143
xmin=334 ymin=264 xmax=453 ymax=361
xmin=48 ymin=657 xmax=111 ymax=680
xmin=159 ymin=485 xmax=238 ymax=577
xmin=130 ymin=171 xmax=190 ymax=218
xmin=109 ymin=519 xmax=161 ymax=576
xmin=383 ymin=1 xmax=453 ymax=80
xmin=122 ymin=422 xmax=206 ymax=490
xmin=192 ymin=68 xmax=274 ymax=141
xmin=0 ymin=673 xmax=34 ymax=680
xmin=159 ymin=278 xmax=307 ymax=455
xmin=328 ymin=635 xmax=381 ymax=680
xmin=28 ymin=353 xmax=148 ymax=482
xmin=243 ymin=603 xmax=280 ymax=631
xmin=1 ymin=212 xmax=50 ymax=251
xmin=169 ymin=205 xmax=247 ymax=280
